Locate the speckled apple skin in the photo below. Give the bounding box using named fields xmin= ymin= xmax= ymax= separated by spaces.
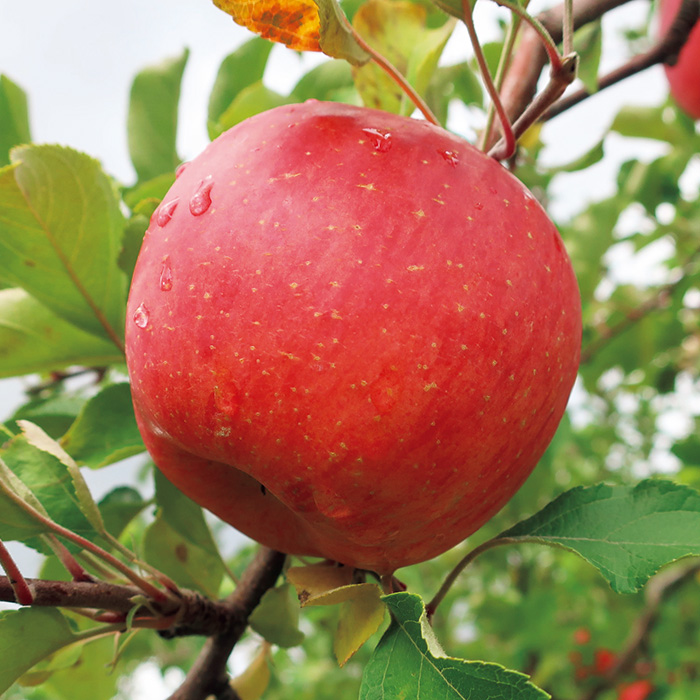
xmin=660 ymin=0 xmax=700 ymax=119
xmin=126 ymin=101 xmax=581 ymax=574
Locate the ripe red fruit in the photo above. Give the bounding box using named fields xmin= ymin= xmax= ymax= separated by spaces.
xmin=617 ymin=679 xmax=654 ymax=700
xmin=594 ymin=648 xmax=618 ymax=675
xmin=660 ymin=0 xmax=700 ymax=119
xmin=125 ymin=101 xmax=581 ymax=574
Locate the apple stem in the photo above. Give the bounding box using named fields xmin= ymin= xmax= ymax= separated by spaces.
xmin=462 ymin=0 xmax=516 ymax=159
xmin=339 ymin=13 xmax=441 ymax=126
xmin=0 ymin=540 xmax=34 ymax=605
xmin=478 ymin=13 xmax=524 ymax=152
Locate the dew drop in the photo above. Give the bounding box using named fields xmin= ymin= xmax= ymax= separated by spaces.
xmin=175 ymin=162 xmax=189 ymax=178
xmin=362 ymin=128 xmax=392 ymax=153
xmin=474 ymin=202 xmax=484 ymax=211
xmin=156 ymin=198 xmax=179 ymax=227
xmin=160 ymin=257 xmax=173 ymax=291
xmin=190 ymin=177 xmax=214 ymax=216
xmin=133 ymin=302 xmax=150 ymax=328
xmin=440 ymin=150 xmax=459 ymax=166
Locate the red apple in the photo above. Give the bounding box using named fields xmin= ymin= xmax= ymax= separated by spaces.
xmin=617 ymin=679 xmax=654 ymax=700
xmin=660 ymin=0 xmax=700 ymax=119
xmin=125 ymin=101 xmax=581 ymax=574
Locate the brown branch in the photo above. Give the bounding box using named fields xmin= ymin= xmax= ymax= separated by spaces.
xmin=576 ymin=559 xmax=700 ymax=700
xmin=493 ymin=0 xmax=637 ymax=148
xmin=167 ymin=547 xmax=286 ymax=700
xmin=545 ymin=0 xmax=700 ymax=120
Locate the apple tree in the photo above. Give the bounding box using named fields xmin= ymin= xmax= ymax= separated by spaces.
xmin=0 ymin=0 xmax=700 ymax=698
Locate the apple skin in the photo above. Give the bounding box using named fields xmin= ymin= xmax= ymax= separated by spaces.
xmin=660 ymin=0 xmax=700 ymax=119
xmin=125 ymin=101 xmax=581 ymax=574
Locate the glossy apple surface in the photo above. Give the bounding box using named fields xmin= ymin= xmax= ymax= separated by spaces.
xmin=126 ymin=101 xmax=581 ymax=574
xmin=660 ymin=0 xmax=700 ymax=119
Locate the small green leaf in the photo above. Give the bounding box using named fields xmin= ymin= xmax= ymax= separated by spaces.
xmin=208 ymin=38 xmax=275 ymax=139
xmin=543 ymin=138 xmax=605 ymax=173
xmin=0 ymin=456 xmax=50 ymax=541
xmin=334 ymin=585 xmax=385 ymax=666
xmin=98 ymin=486 xmax=148 ymax=539
xmin=230 ymin=644 xmax=271 ymax=700
xmin=0 ymin=75 xmax=31 ymax=167
xmin=610 ymin=104 xmax=696 ymax=145
xmin=249 ymin=583 xmax=306 ymax=648
xmin=142 ymin=514 xmax=223 ymax=598
xmin=128 ymin=50 xmax=188 ymax=182
xmin=0 ymin=288 xmax=122 ymax=379
xmin=119 ymin=214 xmax=148 ymax=286
xmin=123 ymin=172 xmax=176 ymax=212
xmin=0 ymin=608 xmax=80 ymax=695
xmin=214 ymin=81 xmax=290 ymax=137
xmin=0 ymin=145 xmax=127 ymax=346
xmin=573 ymin=20 xmax=602 ymax=93
xmin=314 ymin=0 xmax=372 ymax=65
xmin=291 ymin=60 xmax=356 ymax=103
xmin=0 ymin=435 xmax=97 ymax=551
xmin=18 ymin=420 xmax=106 ymax=534
xmin=9 ymin=392 xmax=87 ymax=439
xmin=360 ymin=592 xmax=548 ymax=699
xmin=501 ymin=480 xmax=700 ymax=594
xmin=60 ymin=383 xmax=144 ymax=469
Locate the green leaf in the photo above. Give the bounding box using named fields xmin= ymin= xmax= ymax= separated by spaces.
xmin=501 ymin=480 xmax=700 ymax=594
xmin=573 ymin=20 xmax=602 ymax=94
xmin=0 ymin=434 xmax=98 ymax=551
xmin=214 ymin=81 xmax=290 ymax=137
xmin=18 ymin=420 xmax=106 ymax=534
xmin=208 ymin=38 xmax=275 ymax=139
xmin=60 ymin=383 xmax=144 ymax=469
xmin=0 ymin=456 xmax=50 ymax=542
xmin=123 ymin=172 xmax=176 ymax=212
xmin=98 ymin=486 xmax=148 ymax=539
xmin=119 ymin=214 xmax=148 ymax=286
xmin=0 ymin=288 xmax=122 ymax=379
xmin=9 ymin=392 xmax=87 ymax=439
xmin=291 ymin=59 xmax=356 ymax=103
xmin=0 ymin=608 xmax=80 ymax=695
xmin=0 ymin=75 xmax=31 ymax=167
xmin=543 ymin=138 xmax=605 ymax=174
xmin=0 ymin=145 xmax=127 ymax=346
xmin=144 ymin=469 xmax=227 ymax=595
xmin=249 ymin=583 xmax=306 ymax=648
xmin=610 ymin=105 xmax=696 ymax=145
xmin=142 ymin=514 xmax=223 ymax=598
xmin=360 ymin=592 xmax=548 ymax=699
xmin=127 ymin=50 xmax=188 ymax=182
xmin=314 ymin=0 xmax=373 ymax=65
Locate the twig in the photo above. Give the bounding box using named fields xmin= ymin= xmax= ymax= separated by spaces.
xmin=167 ymin=547 xmax=286 ymax=700
xmin=0 ymin=541 xmax=34 ymax=605
xmin=426 ymin=537 xmax=518 ymax=618
xmin=492 ymin=0 xmax=634 ymax=149
xmin=577 ymin=559 xmax=700 ymax=700
xmin=545 ymin=0 xmax=700 ymax=120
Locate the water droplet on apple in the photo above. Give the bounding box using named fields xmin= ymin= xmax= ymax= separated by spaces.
xmin=133 ymin=302 xmax=149 ymax=328
xmin=370 ymin=371 xmax=401 ymax=415
xmin=362 ymin=128 xmax=392 ymax=153
xmin=175 ymin=162 xmax=189 ymax=178
xmin=160 ymin=257 xmax=173 ymax=291
xmin=474 ymin=202 xmax=484 ymax=211
xmin=156 ymin=198 xmax=179 ymax=227
xmin=440 ymin=150 xmax=459 ymax=166
xmin=190 ymin=177 xmax=214 ymax=216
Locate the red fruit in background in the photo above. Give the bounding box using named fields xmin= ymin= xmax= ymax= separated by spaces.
xmin=573 ymin=627 xmax=592 ymax=645
xmin=660 ymin=0 xmax=700 ymax=119
xmin=594 ymin=648 xmax=618 ymax=675
xmin=125 ymin=101 xmax=581 ymax=574
xmin=617 ymin=679 xmax=654 ymax=700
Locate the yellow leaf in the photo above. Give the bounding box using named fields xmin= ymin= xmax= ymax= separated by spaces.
xmin=212 ymin=0 xmax=370 ymax=64
xmin=287 ymin=562 xmax=355 ymax=604
xmin=334 ymin=587 xmax=386 ymax=666
xmin=230 ymin=644 xmax=271 ymax=700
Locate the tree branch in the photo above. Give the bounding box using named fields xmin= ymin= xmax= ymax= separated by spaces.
xmin=545 ymin=0 xmax=700 ymax=120
xmin=167 ymin=547 xmax=286 ymax=700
